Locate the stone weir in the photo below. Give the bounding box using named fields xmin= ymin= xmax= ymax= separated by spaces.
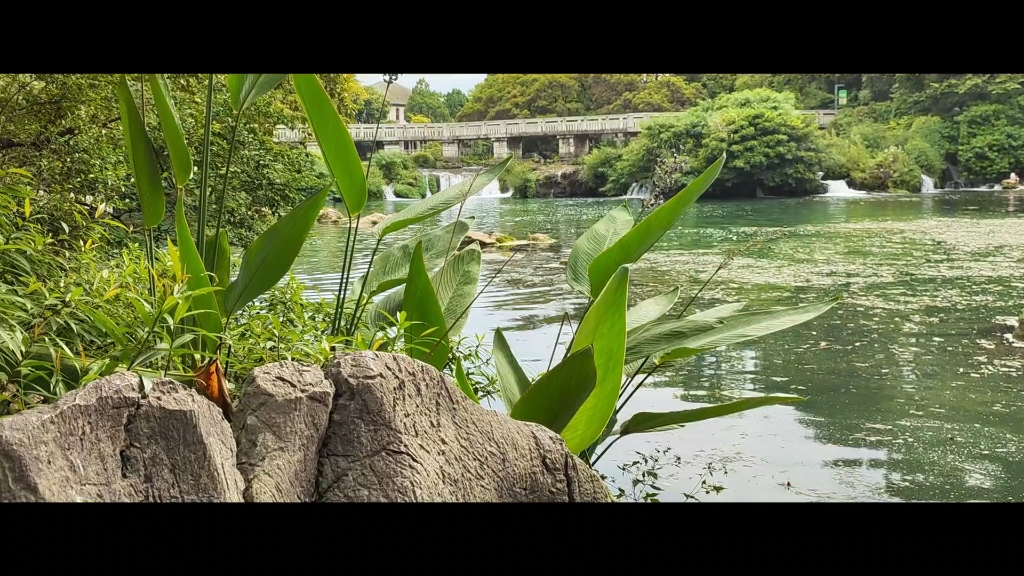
xmin=0 ymin=352 xmax=611 ymax=503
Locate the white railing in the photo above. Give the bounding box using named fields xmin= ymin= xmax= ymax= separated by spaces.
xmin=276 ymin=110 xmax=837 ymax=143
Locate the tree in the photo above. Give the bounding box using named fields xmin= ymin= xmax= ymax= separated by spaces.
xmin=444 ymin=89 xmax=468 ymax=119
xmin=407 ymin=79 xmax=451 ymax=123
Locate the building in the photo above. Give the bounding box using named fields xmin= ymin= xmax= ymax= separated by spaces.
xmin=367 ymin=81 xmax=412 ymax=124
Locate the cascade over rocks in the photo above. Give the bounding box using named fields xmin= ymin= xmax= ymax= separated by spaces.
xmin=0 ymin=354 xmax=611 ymax=502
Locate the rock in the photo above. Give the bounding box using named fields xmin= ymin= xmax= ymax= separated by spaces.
xmin=528 ymin=233 xmax=553 ymax=243
xmin=460 ymin=230 xmax=497 ymax=248
xmin=493 ymin=233 xmax=517 ymax=245
xmin=317 ymin=352 xmax=612 ymax=502
xmin=0 ymin=373 xmax=244 ymax=502
xmin=233 ymin=362 xmax=334 ymax=502
xmin=1002 ymin=179 xmax=1020 ymax=190
xmin=317 ymin=207 xmax=345 ymax=223
xmin=358 ymin=212 xmax=387 ymax=228
xmin=534 ymin=165 xmax=593 ymax=198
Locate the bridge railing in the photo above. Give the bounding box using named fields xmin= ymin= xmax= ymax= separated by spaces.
xmin=276 ymin=110 xmax=837 ymax=143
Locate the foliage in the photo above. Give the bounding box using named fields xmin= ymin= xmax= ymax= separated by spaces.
xmin=497 ymin=159 xmax=537 ymax=198
xmin=0 ymin=74 xmax=344 ymax=246
xmin=444 ymin=89 xmax=469 ymax=119
xmin=956 ymin=99 xmax=1024 ymax=182
xmin=393 ymin=183 xmax=423 ymax=199
xmin=581 ymin=145 xmax=624 ymax=195
xmin=601 ymin=89 xmax=828 ymax=198
xmin=485 ymin=154 xmax=837 ymax=464
xmin=408 ymin=114 xmax=431 ymax=124
xmin=407 ymin=79 xmax=451 ymax=123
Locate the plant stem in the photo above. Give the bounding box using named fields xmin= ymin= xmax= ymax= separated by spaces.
xmin=619 ymin=357 xmax=649 ymax=400
xmin=339 ymin=213 xmax=362 ymax=329
xmin=210 ymin=107 xmax=243 ymax=274
xmin=615 ymin=364 xmax=660 ymax=418
xmin=346 ymin=237 xmax=381 ymax=337
xmin=547 ymin=312 xmax=568 ymax=372
xmin=590 ymin=435 xmax=622 ymax=467
xmin=330 ymin=217 xmax=354 ymax=336
xmin=196 ymin=74 xmax=214 ymax=258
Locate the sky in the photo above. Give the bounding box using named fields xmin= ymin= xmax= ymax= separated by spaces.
xmin=355 ymin=74 xmax=486 ymax=94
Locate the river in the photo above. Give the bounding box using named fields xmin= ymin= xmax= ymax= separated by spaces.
xmin=289 ymin=189 xmax=1024 ymax=502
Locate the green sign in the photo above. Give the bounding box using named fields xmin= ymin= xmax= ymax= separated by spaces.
xmin=838 ymin=89 xmax=848 ymax=106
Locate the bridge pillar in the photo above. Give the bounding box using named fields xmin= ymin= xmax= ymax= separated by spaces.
xmin=383 ymin=142 xmax=402 ymax=153
xmin=492 ymin=138 xmax=522 ymax=159
xmin=442 ymin=141 xmax=460 ymax=161
xmin=558 ymin=135 xmax=590 ymax=159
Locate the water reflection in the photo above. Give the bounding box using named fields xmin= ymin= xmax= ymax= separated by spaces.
xmin=290 ymin=191 xmax=1024 ymax=501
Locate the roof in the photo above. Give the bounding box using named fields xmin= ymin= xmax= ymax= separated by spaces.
xmin=368 ymin=81 xmax=411 ymax=106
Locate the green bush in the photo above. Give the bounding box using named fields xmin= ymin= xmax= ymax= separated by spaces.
xmin=581 ymin=145 xmax=624 ymax=194
xmin=411 ymin=151 xmax=437 ymax=168
xmin=497 ymin=159 xmax=537 ymax=198
xmin=392 ymin=183 xmax=423 ymax=199
xmin=372 ymin=151 xmax=415 ymax=182
xmin=957 ymin=100 xmax=1024 ymax=182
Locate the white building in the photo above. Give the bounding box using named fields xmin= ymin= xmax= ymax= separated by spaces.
xmin=367 ymin=81 xmax=412 ymax=124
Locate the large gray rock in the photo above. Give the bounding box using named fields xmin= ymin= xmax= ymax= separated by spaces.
xmin=317 ymin=352 xmax=612 ymax=502
xmin=0 ymin=372 xmax=244 ymax=502
xmin=233 ymin=361 xmax=334 ymax=502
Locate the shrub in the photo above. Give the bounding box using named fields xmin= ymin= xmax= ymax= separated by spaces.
xmin=392 ymin=183 xmax=423 ymax=199
xmin=581 ymin=145 xmax=624 ymax=194
xmin=497 ymin=159 xmax=537 ymax=198
xmin=372 ymin=151 xmax=415 ymax=182
xmin=411 ymin=151 xmax=437 ymax=169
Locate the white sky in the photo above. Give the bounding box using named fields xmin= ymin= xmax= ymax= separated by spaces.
xmin=355 ymin=74 xmax=486 ymax=94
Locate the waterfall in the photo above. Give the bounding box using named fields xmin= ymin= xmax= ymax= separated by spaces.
xmin=920 ymin=174 xmax=936 ymax=193
xmin=625 ymin=182 xmax=652 ymax=198
xmin=421 ymin=169 xmax=512 ymax=198
xmin=821 ymin=179 xmax=868 ymax=197
xmin=383 ymin=184 xmax=396 ymax=201
xmin=423 ymin=174 xmax=431 ymax=198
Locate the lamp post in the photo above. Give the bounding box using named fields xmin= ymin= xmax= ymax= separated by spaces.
xmin=834 ymin=83 xmax=846 ymax=111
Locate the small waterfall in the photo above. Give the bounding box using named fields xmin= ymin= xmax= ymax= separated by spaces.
xmin=422 ymin=169 xmax=512 ymax=198
xmin=423 ymin=174 xmax=432 ymax=198
xmin=383 ymin=184 xmax=396 ymax=201
xmin=625 ymin=182 xmax=652 ymax=198
xmin=920 ymin=174 xmax=936 ymax=193
xmin=821 ymin=179 xmax=869 ymax=197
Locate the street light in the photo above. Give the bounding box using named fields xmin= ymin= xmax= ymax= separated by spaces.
xmin=834 ymin=83 xmax=846 ymax=111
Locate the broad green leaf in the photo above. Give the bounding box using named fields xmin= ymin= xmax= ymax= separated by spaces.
xmin=203 ymin=230 xmax=231 ymax=314
xmin=351 ymin=218 xmax=472 ymax=300
xmin=560 ymin=265 xmax=629 ymax=455
xmin=174 ymin=194 xmax=222 ymax=354
xmin=430 ymin=243 xmax=481 ymax=336
xmin=454 ymin=356 xmax=479 ymax=404
xmin=372 ymin=156 xmax=512 ymax=239
xmin=657 ymin=297 xmax=840 ymax=364
xmin=588 ymin=154 xmax=726 ymax=297
xmin=510 ymin=346 xmax=597 ymax=435
xmin=146 ymin=74 xmax=193 ymax=188
xmin=364 ymin=242 xmax=478 ymax=333
xmin=614 ymin=394 xmax=804 ymax=436
xmin=625 ymin=316 xmax=725 ymax=365
xmin=227 ymin=74 xmax=288 ymax=113
xmin=403 ymin=242 xmax=449 ymax=370
xmin=566 ymin=205 xmax=634 ymax=296
xmin=292 ymin=74 xmax=366 ymax=217
xmin=685 ymin=301 xmax=746 ymax=321
xmin=492 ymin=327 xmax=531 ymax=411
xmin=223 ymin=185 xmax=328 ymax=317
xmin=626 ymin=286 xmax=680 ymax=333
xmin=166 ymin=238 xmax=181 ymax=281
xmin=116 ymin=75 xmax=165 ymax=228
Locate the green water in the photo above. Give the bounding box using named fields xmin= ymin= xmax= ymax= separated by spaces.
xmin=290 ymin=190 xmax=1024 ymax=502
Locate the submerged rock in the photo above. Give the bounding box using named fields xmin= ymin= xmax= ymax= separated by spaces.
xmin=317 ymin=207 xmax=345 ymax=223
xmin=233 ymin=362 xmax=334 ymax=502
xmin=359 ymin=212 xmax=387 ymax=228
xmin=0 ymin=373 xmax=244 ymax=502
xmin=317 ymin=352 xmax=611 ymax=502
xmin=528 ymin=233 xmax=553 ymax=243
xmin=461 ymin=230 xmax=498 ymax=248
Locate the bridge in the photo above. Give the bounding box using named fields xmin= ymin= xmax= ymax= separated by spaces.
xmin=275 ymin=109 xmax=837 ymax=160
